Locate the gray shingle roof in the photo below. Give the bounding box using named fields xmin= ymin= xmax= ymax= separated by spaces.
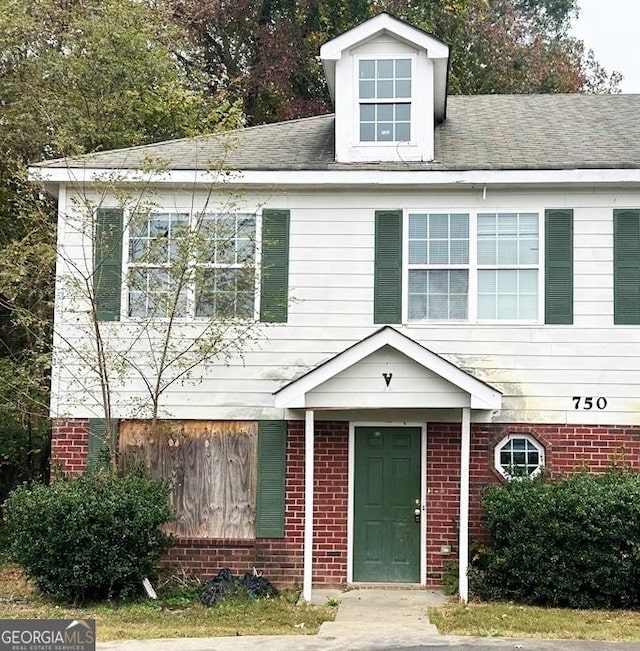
xmin=37 ymin=94 xmax=640 ymax=172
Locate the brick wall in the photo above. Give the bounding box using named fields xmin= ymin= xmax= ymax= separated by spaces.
xmin=51 ymin=417 xmax=640 ymax=588
xmin=50 ymin=418 xmax=90 ymax=475
xmin=424 ymin=422 xmax=640 ymax=585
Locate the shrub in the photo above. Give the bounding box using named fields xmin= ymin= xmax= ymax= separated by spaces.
xmin=3 ymin=470 xmax=173 ymax=603
xmin=469 ymin=469 xmax=640 ymax=609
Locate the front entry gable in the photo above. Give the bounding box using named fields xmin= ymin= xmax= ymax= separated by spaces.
xmin=274 ymin=326 xmax=502 ymax=411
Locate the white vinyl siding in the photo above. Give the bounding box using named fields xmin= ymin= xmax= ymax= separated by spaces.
xmin=52 ymin=186 xmax=640 ymax=427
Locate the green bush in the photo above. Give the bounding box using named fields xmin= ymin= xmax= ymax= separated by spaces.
xmin=3 ymin=470 xmax=173 ymax=603
xmin=469 ymin=469 xmax=640 ymax=609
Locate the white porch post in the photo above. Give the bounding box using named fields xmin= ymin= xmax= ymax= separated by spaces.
xmin=302 ymin=409 xmax=315 ymax=602
xmin=459 ymin=407 xmax=471 ymax=603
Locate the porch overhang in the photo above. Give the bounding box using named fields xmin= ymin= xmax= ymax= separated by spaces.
xmin=274 ymin=326 xmax=502 ymax=412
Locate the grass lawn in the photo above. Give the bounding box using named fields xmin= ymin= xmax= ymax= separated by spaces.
xmin=0 ymin=564 xmax=336 ymax=641
xmin=430 ymin=601 xmax=640 ymax=641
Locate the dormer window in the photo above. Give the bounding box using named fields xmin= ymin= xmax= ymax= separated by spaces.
xmin=358 ymin=58 xmax=412 ymax=143
xmin=320 ymin=12 xmax=449 ymax=163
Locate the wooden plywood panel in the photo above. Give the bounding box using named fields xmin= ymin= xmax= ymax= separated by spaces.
xmin=120 ymin=420 xmax=257 ymax=539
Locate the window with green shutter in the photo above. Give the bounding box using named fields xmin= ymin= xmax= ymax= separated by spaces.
xmin=94 ymin=208 xmax=124 ymax=321
xmin=545 ymin=209 xmax=573 ymax=324
xmin=614 ymin=209 xmax=640 ymax=325
xmin=374 ymin=210 xmax=402 ymax=324
xmin=256 ymin=420 xmax=287 ymax=538
xmin=260 ymin=209 xmax=290 ymax=323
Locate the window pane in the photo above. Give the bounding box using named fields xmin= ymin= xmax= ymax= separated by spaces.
xmin=409 ymin=241 xmax=427 ymax=264
xmin=478 ymin=294 xmax=495 ymax=319
xmin=497 ymin=238 xmax=518 ymax=265
xmin=377 ymin=104 xmax=393 ymax=121
xmin=498 ymin=270 xmax=518 ymax=293
xmin=360 ymin=123 xmax=375 ymax=141
xmin=429 ymin=214 xmax=448 ymax=238
xmin=359 ymin=80 xmax=375 ymax=98
xmin=477 ymin=239 xmax=495 ymax=265
xmin=395 ymin=122 xmax=410 ymax=141
xmin=377 ymin=59 xmax=393 ymax=78
xmin=408 ymin=294 xmax=427 ymax=320
xmin=377 ymin=80 xmax=393 ymax=98
xmin=377 ymin=123 xmax=393 ymax=140
xmin=478 ymin=270 xmax=496 ymax=293
xmin=395 ymin=103 xmax=410 ymax=121
xmin=359 ymin=59 xmax=375 ymax=79
xmin=450 ymin=214 xmax=469 ymax=238
xmin=409 ymin=214 xmax=427 ymax=238
xmin=450 ymin=239 xmax=469 ymax=264
xmin=429 ymin=239 xmax=450 ymax=264
xmin=395 ymin=79 xmax=411 ymax=97
xmin=395 ymin=59 xmax=411 ymax=77
xmin=360 ymin=104 xmax=375 ymax=121
xmin=428 ymin=295 xmax=448 ymax=319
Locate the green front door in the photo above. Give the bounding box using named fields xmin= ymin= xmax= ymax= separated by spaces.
xmin=353 ymin=426 xmax=421 ymax=582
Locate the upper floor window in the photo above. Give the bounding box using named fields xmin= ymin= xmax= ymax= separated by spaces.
xmin=127 ymin=211 xmax=256 ymax=319
xmin=406 ymin=211 xmax=540 ymax=322
xmin=358 ymin=58 xmax=411 ymax=142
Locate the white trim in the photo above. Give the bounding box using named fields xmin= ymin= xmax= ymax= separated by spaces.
xmin=50 ymin=183 xmax=67 ymax=417
xmin=302 ymin=409 xmax=315 ymax=602
xmin=420 ymin=424 xmax=427 ymax=585
xmin=274 ymin=326 xmax=502 ymax=410
xmin=459 ymin=407 xmax=471 ymax=603
xmin=494 ymin=432 xmax=545 ymax=480
xmin=347 ymin=424 xmax=355 ymax=584
xmin=320 ymin=13 xmax=449 ymax=62
xmin=349 ymin=421 xmax=426 ymax=585
xmin=30 ymin=167 xmax=640 ymax=187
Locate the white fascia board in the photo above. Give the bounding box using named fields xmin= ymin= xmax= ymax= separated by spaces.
xmin=30 ymin=166 xmax=640 ymax=187
xmin=320 ymin=14 xmax=449 ymax=61
xmin=274 ymin=327 xmax=502 ymax=410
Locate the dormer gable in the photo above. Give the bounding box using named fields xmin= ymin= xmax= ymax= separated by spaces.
xmin=320 ymin=13 xmax=449 ymax=164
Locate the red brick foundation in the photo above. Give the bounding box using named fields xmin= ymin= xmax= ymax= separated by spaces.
xmin=51 ymin=417 xmax=640 ymax=587
xmin=51 ymin=418 xmax=90 ymax=475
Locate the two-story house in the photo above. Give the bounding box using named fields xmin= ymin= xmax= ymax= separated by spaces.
xmin=34 ymin=13 xmax=640 ymax=602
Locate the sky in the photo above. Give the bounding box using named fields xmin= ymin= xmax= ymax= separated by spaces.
xmin=571 ymin=0 xmax=640 ymax=93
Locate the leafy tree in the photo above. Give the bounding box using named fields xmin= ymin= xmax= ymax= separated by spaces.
xmin=172 ymin=0 xmax=620 ymax=126
xmin=0 ymin=0 xmax=241 ymax=485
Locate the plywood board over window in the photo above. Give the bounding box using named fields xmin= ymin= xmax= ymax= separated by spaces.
xmin=120 ymin=420 xmax=257 ymax=539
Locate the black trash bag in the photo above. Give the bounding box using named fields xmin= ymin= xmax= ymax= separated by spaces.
xmin=239 ymin=572 xmax=279 ymax=600
xmin=200 ymin=568 xmax=238 ymax=606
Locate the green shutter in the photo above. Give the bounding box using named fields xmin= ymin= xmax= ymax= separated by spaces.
xmin=545 ymin=209 xmax=574 ymax=324
xmin=94 ymin=208 xmax=124 ymax=321
xmin=256 ymin=420 xmax=287 ymax=538
xmin=260 ymin=209 xmax=290 ymax=323
xmin=374 ymin=210 xmax=402 ymax=324
xmin=614 ymin=209 xmax=640 ymax=324
xmin=87 ymin=418 xmax=117 ymax=471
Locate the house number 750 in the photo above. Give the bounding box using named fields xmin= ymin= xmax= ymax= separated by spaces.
xmin=572 ymin=396 xmax=608 ymax=410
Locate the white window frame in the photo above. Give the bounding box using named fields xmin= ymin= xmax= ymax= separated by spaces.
xmin=494 ymin=433 xmax=545 ymax=480
xmin=354 ymin=54 xmax=416 ymax=146
xmin=402 ymin=209 xmax=545 ymax=324
xmin=122 ymin=208 xmax=259 ymax=321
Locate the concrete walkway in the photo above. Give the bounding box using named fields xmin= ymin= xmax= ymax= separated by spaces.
xmin=96 ymin=588 xmax=640 ymax=651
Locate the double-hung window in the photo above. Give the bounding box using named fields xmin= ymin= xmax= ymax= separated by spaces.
xmin=127 ymin=211 xmax=256 ymax=319
xmin=406 ymin=211 xmax=540 ymax=322
xmin=358 ymin=58 xmax=412 ymax=143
